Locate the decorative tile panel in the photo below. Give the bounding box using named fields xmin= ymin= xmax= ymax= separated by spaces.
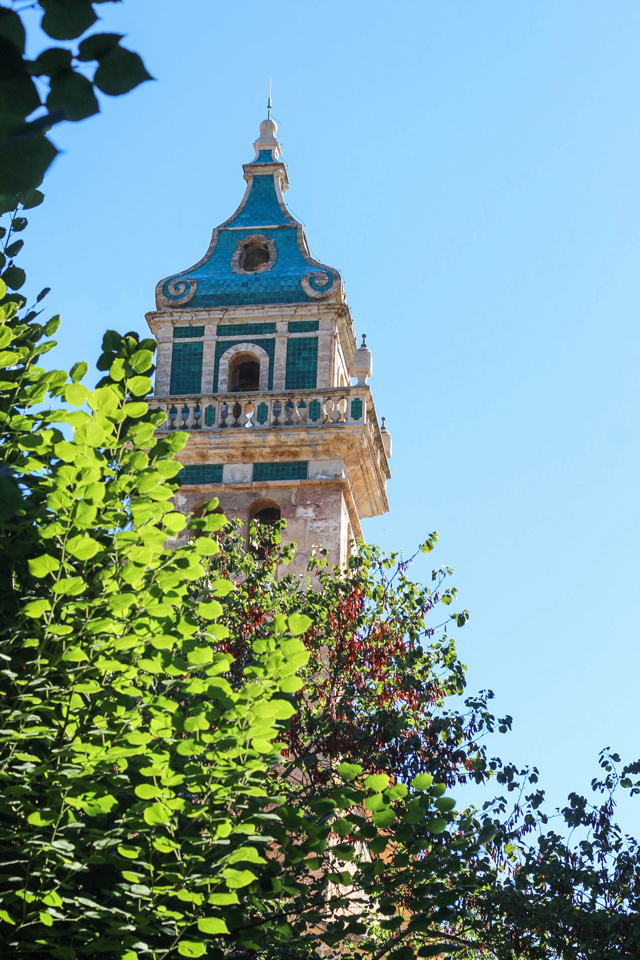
xmin=308 ymin=399 xmax=322 ymax=422
xmin=217 ymin=322 xmax=276 ymax=337
xmin=174 ymin=325 xmax=204 ymax=339
xmin=253 ymin=461 xmax=309 ymax=482
xmin=178 ymin=464 xmax=223 ymax=485
xmin=350 ymin=397 xmax=363 ymax=421
xmin=285 ymin=337 xmax=318 ymax=390
xmin=288 ymin=320 xmax=319 ymax=333
xmin=170 ymin=341 xmax=203 ymax=395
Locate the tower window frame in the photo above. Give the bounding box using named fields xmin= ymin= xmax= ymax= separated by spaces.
xmin=231 ymin=233 xmax=278 ymax=276
xmin=217 ymin=342 xmax=270 ymax=393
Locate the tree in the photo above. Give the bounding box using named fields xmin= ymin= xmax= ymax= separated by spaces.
xmin=191 ymin=523 xmax=640 ymax=959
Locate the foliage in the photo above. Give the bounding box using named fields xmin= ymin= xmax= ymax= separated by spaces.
xmin=0 ymin=233 xmax=499 ymax=959
xmin=192 ymin=524 xmax=640 ymax=959
xmin=0 ymin=0 xmax=151 ymax=197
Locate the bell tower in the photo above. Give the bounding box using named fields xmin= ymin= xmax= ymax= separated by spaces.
xmin=147 ymin=115 xmax=391 ymax=576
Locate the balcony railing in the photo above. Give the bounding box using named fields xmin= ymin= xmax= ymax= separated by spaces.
xmin=152 ymin=387 xmax=370 ymax=431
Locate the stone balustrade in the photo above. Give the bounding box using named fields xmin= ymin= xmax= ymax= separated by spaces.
xmin=152 ymin=387 xmax=370 ymax=432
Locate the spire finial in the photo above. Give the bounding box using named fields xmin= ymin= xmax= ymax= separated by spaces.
xmin=361 ymin=333 xmax=367 ymax=346
xmin=267 ymin=79 xmax=272 ymax=120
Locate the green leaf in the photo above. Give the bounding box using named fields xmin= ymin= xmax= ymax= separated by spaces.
xmin=412 ymin=773 xmax=433 ymax=791
xmin=0 ymin=909 xmax=15 ymax=925
xmin=279 ymin=675 xmax=303 ymax=693
xmin=62 ymin=646 xmax=89 ymax=662
xmin=66 ymin=534 xmax=100 ymax=560
xmin=129 ymin=348 xmax=153 ymax=372
xmin=77 ymin=32 xmax=123 ymax=61
xmin=135 ymin=784 xmax=161 ymax=800
xmin=28 ymin=811 xmax=55 ymax=826
xmin=207 ymin=578 xmax=234 ymax=595
xmin=93 ymin=44 xmax=153 ymax=96
xmin=64 ymin=383 xmax=89 ymax=406
xmin=369 ymin=837 xmax=388 ymax=854
xmin=364 ymin=774 xmax=390 ymax=791
xmin=193 ymin=537 xmax=220 ymax=556
xmin=426 ymin=818 xmax=447 ymax=834
xmin=143 ymin=803 xmax=172 ymax=825
xmin=19 ymin=189 xmax=45 ymax=210
xmin=5 ymin=239 xmax=23 ymax=257
xmin=372 ymin=808 xmax=396 ymax=828
xmin=127 ymin=375 xmax=152 ymax=396
xmin=228 ymin=846 xmax=267 ymax=865
xmin=187 ymin=646 xmax=214 ymax=666
xmin=47 ymin=70 xmax=99 ymax=121
xmin=177 ymin=943 xmax=206 ymax=958
xmin=42 ymin=891 xmax=62 ymax=908
xmin=118 ymin=845 xmax=142 ymax=859
xmin=39 ymin=911 xmax=53 ymax=927
xmin=198 ymin=917 xmax=229 ymax=935
xmin=223 ymin=868 xmax=257 ymax=889
xmin=40 ymin=0 xmax=98 ymax=40
xmin=70 ymin=360 xmax=88 ymax=382
xmin=30 ymin=47 xmax=73 ymax=76
xmin=122 ymin=401 xmax=147 ymax=418
xmin=2 ymin=266 xmax=26 ymax=290
xmin=478 ymin=822 xmax=498 ymax=845
xmin=338 ymin=761 xmax=362 ymax=781
xmin=207 ymin=893 xmax=239 ymax=905
xmin=23 ymin=599 xmax=51 ymax=618
xmin=28 ymin=553 xmax=60 ymax=578
xmin=287 ymin=612 xmax=312 ymax=635
xmin=0 ymin=7 xmax=26 ymax=53
xmin=0 ymin=135 xmax=58 ymax=194
xmin=52 ymin=576 xmax=86 ymax=596
xmin=197 ymin=599 xmax=222 ymax=620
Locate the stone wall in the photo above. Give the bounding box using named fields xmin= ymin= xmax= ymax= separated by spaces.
xmin=173 ymin=480 xmax=354 ymax=579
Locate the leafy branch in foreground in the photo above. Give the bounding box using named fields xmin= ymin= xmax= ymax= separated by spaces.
xmin=0 ymin=0 xmax=152 ymax=195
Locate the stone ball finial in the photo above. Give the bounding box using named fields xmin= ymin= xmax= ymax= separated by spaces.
xmin=351 ymin=332 xmax=372 ymax=385
xmin=258 ymin=117 xmax=278 ymax=142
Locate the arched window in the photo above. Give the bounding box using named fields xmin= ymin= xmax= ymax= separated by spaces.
xmin=248 ymin=499 xmax=282 ymax=560
xmin=241 ymin=240 xmax=270 ymax=273
xmin=229 ymin=354 xmax=260 ymax=392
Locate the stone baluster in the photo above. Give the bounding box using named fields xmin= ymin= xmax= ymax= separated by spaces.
xmin=323 ymin=397 xmax=334 ymax=423
xmin=245 ymin=401 xmax=255 ymax=428
xmin=330 ymin=397 xmax=343 ymax=424
xmin=192 ymin=403 xmax=201 ymax=429
xmin=284 ymin=399 xmax=296 ymax=425
xmin=296 ymin=398 xmax=307 ymax=424
xmin=236 ymin=401 xmax=249 ymax=428
xmin=230 ymin=401 xmax=242 ymax=427
xmin=180 ymin=404 xmax=190 ymax=429
xmin=219 ymin=402 xmax=229 ymax=428
xmin=271 ymin=399 xmax=282 ymax=426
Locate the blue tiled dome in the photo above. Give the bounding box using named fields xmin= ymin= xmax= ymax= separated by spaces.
xmin=155 ymin=119 xmax=343 ymax=310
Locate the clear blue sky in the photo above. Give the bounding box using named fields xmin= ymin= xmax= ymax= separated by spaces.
xmin=22 ymin=0 xmax=640 ymax=826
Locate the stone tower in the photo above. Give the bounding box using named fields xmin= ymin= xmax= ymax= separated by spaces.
xmin=147 ymin=115 xmax=391 ymax=576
